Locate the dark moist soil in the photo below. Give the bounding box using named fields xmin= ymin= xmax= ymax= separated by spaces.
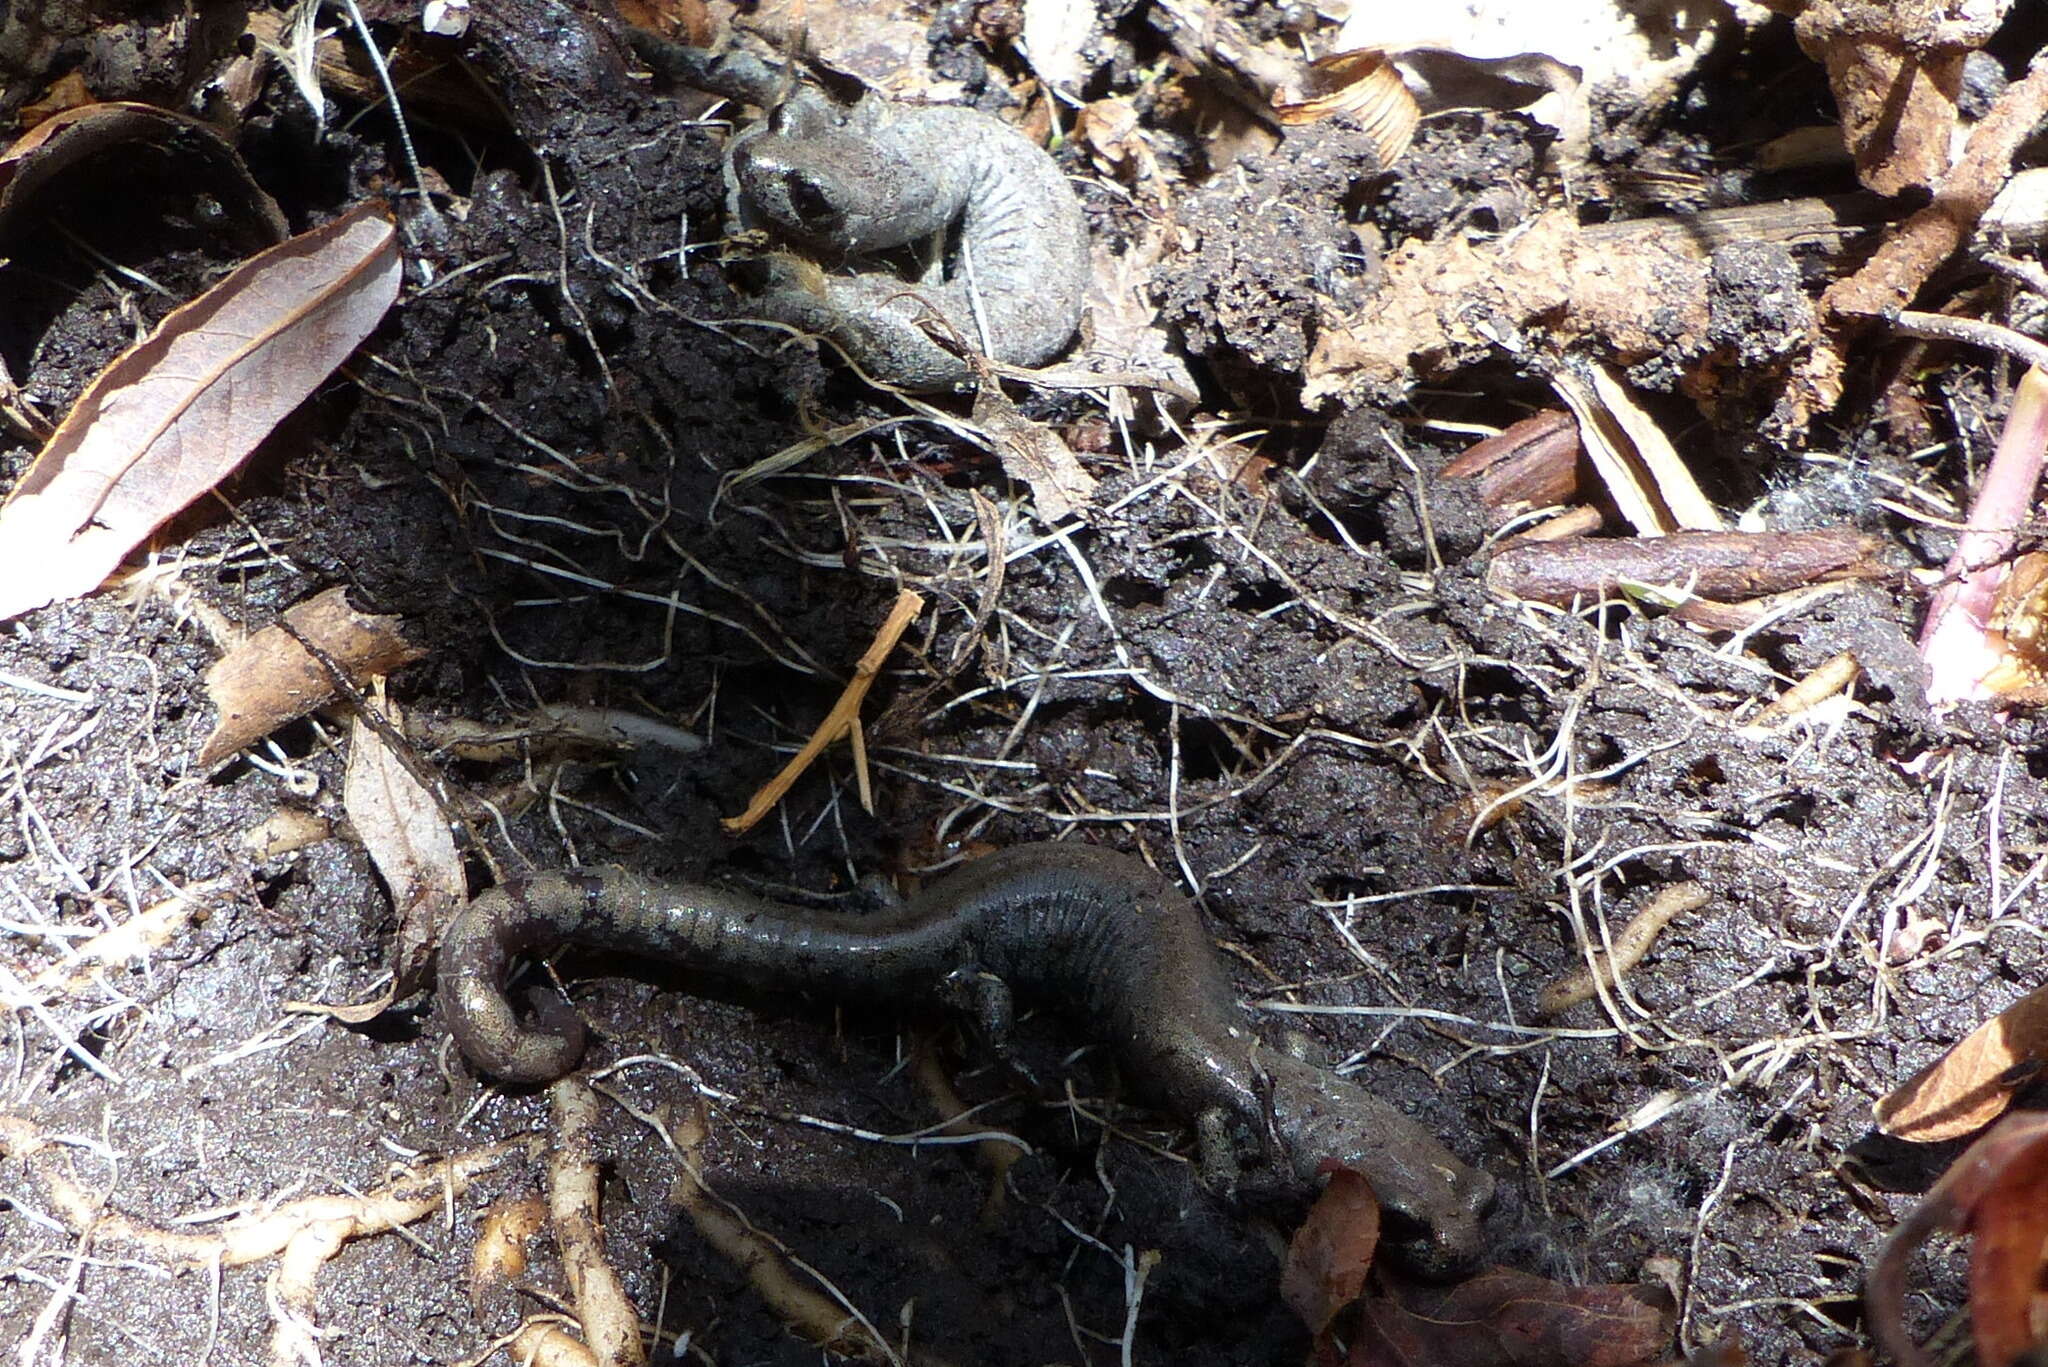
xmin=0 ymin=4 xmax=2037 ymax=1365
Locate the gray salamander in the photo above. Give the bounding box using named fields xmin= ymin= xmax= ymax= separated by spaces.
xmin=632 ymin=35 xmax=1090 ymax=390
xmin=438 ymin=842 xmax=1494 ymax=1276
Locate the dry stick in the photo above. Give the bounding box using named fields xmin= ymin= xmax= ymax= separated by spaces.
xmin=1486 ymin=528 xmax=1888 ymax=607
xmin=549 ymin=1078 xmax=649 ymax=1367
xmin=1894 ymin=310 xmax=2048 ymax=374
xmin=723 ymin=589 xmax=926 ymax=833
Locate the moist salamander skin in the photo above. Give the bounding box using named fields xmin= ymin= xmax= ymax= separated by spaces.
xmin=632 ymin=34 xmax=1090 ymax=390
xmin=437 ymin=841 xmax=1496 ymax=1276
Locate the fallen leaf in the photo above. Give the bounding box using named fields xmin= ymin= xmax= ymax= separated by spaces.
xmin=1967 ymin=1141 xmax=2048 ymax=1367
xmin=0 ymin=203 xmax=401 ymax=622
xmin=1874 ymin=981 xmax=2048 ymax=1142
xmin=197 ymin=586 xmax=426 ymax=769
xmin=968 ymin=383 xmax=1097 ymax=522
xmin=0 ymin=100 xmax=287 ymax=244
xmin=291 ymin=682 xmax=462 ymax=1021
xmin=1282 ymin=1163 xmax=1382 ymax=1338
xmin=18 ymin=71 xmax=95 ymax=127
xmin=1273 ymin=50 xmax=1419 ymax=167
xmin=1352 ymin=1267 xmax=1674 ymax=1367
xmin=1869 ymin=1111 xmax=2048 ymax=1367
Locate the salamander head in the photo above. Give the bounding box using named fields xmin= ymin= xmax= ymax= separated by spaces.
xmin=733 ymin=131 xmax=925 ymax=255
xmin=1261 ymin=1054 xmax=1495 ymax=1279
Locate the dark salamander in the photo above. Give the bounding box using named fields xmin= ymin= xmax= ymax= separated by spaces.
xmin=438 ymin=841 xmax=1494 ymax=1275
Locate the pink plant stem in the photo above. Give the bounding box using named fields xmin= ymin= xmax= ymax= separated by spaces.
xmin=1921 ymin=365 xmax=2048 ymax=703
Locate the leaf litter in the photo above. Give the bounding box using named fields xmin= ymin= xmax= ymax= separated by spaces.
xmin=6 ymin=1 xmax=2048 ymax=1365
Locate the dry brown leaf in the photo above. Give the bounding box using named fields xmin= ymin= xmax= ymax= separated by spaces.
xmin=1273 ymin=50 xmax=1419 ymax=167
xmin=1074 ymin=234 xmax=1199 ymax=418
xmin=289 ymin=684 xmax=463 ymax=1023
xmin=1869 ymin=1112 xmax=2048 ymax=1367
xmin=1281 ymin=1162 xmax=1382 ymax=1339
xmin=614 ymin=0 xmax=715 ymax=45
xmin=969 ymin=384 xmax=1097 ymax=522
xmin=1352 ymin=1267 xmax=1674 ymax=1367
xmin=0 ymin=100 xmax=287 ymax=244
xmin=1966 ymin=1136 xmax=2048 ymax=1367
xmin=197 ymin=586 xmax=426 ymax=769
xmin=18 ymin=71 xmax=94 ymax=127
xmin=1874 ymin=982 xmax=2048 ymax=1142
xmin=0 ymin=203 xmax=400 ymax=622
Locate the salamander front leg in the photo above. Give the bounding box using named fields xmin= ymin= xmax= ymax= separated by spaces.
xmin=941 ymin=968 xmax=1035 ymax=1083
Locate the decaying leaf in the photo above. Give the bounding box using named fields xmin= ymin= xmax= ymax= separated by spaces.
xmin=1334 ymin=0 xmax=1742 ymax=157
xmin=197 ymin=586 xmax=426 ymax=768
xmin=1553 ymin=364 xmax=1721 ymax=536
xmin=1869 ymin=1111 xmax=2048 ymax=1367
xmin=1874 ymin=982 xmax=2048 ymax=1142
xmin=0 ymin=100 xmax=288 ymax=244
xmin=1352 ymin=1268 xmax=1675 ymax=1367
xmin=968 ymin=383 xmax=1098 ymax=522
xmin=1020 ymin=0 xmax=1095 ymax=95
xmin=0 ymin=203 xmax=402 ymax=623
xmin=1282 ymin=1162 xmax=1382 ymax=1338
xmin=1303 ymin=209 xmax=1710 ymax=410
xmin=288 ymin=684 xmax=463 ymax=1023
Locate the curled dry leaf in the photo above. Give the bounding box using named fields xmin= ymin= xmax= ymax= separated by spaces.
xmin=967 ymin=383 xmax=1097 ymax=522
xmin=197 ymin=585 xmax=426 ymax=769
xmin=1282 ymin=1162 xmax=1382 ymax=1339
xmin=1869 ymin=1111 xmax=2048 ymax=1367
xmin=289 ymin=685 xmax=464 ymax=1023
xmin=1874 ymin=981 xmax=2048 ymax=1143
xmin=0 ymin=203 xmax=401 ymax=623
xmin=1273 ymin=50 xmax=1419 ymax=168
xmin=0 ymin=100 xmax=287 ymax=244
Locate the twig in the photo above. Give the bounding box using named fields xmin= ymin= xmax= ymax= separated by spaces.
xmin=724 ymin=589 xmax=925 ymax=832
xmin=1893 ymin=310 xmax=2048 ymax=373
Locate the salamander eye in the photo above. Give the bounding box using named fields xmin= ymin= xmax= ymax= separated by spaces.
xmin=783 ymin=172 xmax=841 ymax=230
